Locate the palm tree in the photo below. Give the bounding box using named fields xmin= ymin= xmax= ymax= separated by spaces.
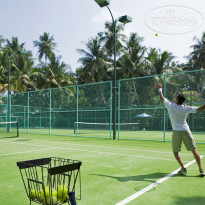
xmin=30 ymin=53 xmax=75 ymax=90
xmin=48 ymin=53 xmax=76 ymax=87
xmin=0 ymin=37 xmax=36 ymax=93
xmin=77 ymin=36 xmax=112 ymax=104
xmin=118 ymin=33 xmax=147 ymax=79
xmin=187 ymin=33 xmax=205 ymax=97
xmin=188 ymin=32 xmax=205 ymax=69
xmin=116 ymin=33 xmax=148 ymax=107
xmin=98 ymin=21 xmax=126 ymax=57
xmin=33 ymin=32 xmax=57 ymax=69
xmin=0 ymin=35 xmax=5 ymax=47
xmin=77 ymin=36 xmax=111 ymax=83
xmin=5 ymin=37 xmax=25 ymax=53
xmin=146 ymin=48 xmax=175 ymax=75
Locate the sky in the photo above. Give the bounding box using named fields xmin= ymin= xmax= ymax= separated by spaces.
xmin=1 ymin=0 xmax=205 ymax=73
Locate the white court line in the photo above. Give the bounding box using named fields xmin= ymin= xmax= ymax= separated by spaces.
xmin=30 ymin=139 xmax=192 ymax=156
xmin=0 ymin=140 xmax=186 ymax=162
xmin=115 ymin=156 xmax=204 ymax=205
xmin=0 ymin=147 xmax=58 ymax=156
xmin=153 ymin=133 xmax=172 ymax=137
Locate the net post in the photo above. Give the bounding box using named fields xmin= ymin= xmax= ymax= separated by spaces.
xmin=0 ymin=121 xmax=19 ymax=138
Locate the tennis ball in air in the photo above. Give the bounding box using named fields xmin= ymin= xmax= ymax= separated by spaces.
xmin=47 ymin=196 xmax=58 ymax=205
xmin=29 ymin=189 xmax=38 ymax=199
xmin=57 ymin=185 xmax=68 ymax=202
xmin=155 ymin=33 xmax=158 ymax=36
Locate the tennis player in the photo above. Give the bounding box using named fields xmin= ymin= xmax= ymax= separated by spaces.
xmin=155 ymin=82 xmax=205 ymax=177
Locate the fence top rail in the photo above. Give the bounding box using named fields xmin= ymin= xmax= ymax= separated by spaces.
xmin=119 ymin=69 xmax=205 ymax=82
xmin=9 ymin=80 xmax=112 ymax=95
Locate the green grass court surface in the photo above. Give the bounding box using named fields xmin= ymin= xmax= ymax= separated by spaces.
xmin=16 ymin=128 xmax=205 ymax=143
xmin=0 ymin=133 xmax=205 ymax=205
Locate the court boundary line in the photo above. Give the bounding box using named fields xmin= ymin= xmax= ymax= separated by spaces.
xmin=0 ymin=140 xmax=189 ymax=162
xmin=30 ymin=139 xmax=192 ymax=156
xmin=115 ymin=156 xmax=204 ymax=205
xmin=0 ymin=147 xmax=59 ymax=156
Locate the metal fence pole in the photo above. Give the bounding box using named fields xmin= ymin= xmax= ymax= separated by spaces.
xmin=163 ymin=74 xmax=166 ymax=142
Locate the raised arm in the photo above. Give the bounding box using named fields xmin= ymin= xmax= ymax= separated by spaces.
xmin=196 ymin=104 xmax=205 ymax=112
xmin=154 ymin=83 xmax=164 ymax=102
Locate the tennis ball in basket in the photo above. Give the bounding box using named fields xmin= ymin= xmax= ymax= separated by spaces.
xmin=45 ymin=187 xmax=57 ymax=198
xmin=40 ymin=189 xmax=50 ymax=202
xmin=29 ymin=189 xmax=38 ymax=199
xmin=57 ymin=185 xmax=68 ymax=201
xmin=41 ymin=187 xmax=57 ymax=199
xmin=47 ymin=196 xmax=58 ymax=205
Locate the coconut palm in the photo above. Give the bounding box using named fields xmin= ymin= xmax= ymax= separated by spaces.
xmin=0 ymin=38 xmax=36 ymax=92
xmin=0 ymin=35 xmax=5 ymax=47
xmin=77 ymin=36 xmax=112 ymax=104
xmin=77 ymin=36 xmax=111 ymax=83
xmin=146 ymin=48 xmax=175 ymax=75
xmin=186 ymin=33 xmax=205 ymax=97
xmin=116 ymin=33 xmax=148 ymax=107
xmin=117 ymin=33 xmax=147 ymax=79
xmin=5 ymin=37 xmax=25 ymax=52
xmin=98 ymin=21 xmax=126 ymax=57
xmin=48 ymin=53 xmax=76 ymax=87
xmin=188 ymin=32 xmax=205 ymax=69
xmin=30 ymin=53 xmax=75 ymax=90
xmin=33 ymin=32 xmax=57 ymax=68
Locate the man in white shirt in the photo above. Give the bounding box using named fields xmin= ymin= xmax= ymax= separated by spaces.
xmin=155 ymin=82 xmax=205 ymax=177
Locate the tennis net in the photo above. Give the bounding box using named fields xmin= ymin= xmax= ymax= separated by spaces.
xmin=0 ymin=121 xmax=19 ymax=138
xmin=74 ymin=122 xmax=139 ymax=135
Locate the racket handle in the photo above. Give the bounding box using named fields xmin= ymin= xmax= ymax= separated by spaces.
xmin=68 ymin=191 xmax=77 ymax=205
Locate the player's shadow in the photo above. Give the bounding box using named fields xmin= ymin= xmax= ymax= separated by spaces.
xmin=174 ymin=196 xmax=205 ymax=205
xmin=90 ymin=172 xmax=201 ymax=183
xmin=90 ymin=172 xmax=169 ymax=183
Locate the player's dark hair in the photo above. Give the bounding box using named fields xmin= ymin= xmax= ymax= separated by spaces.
xmin=176 ymin=94 xmax=186 ymax=105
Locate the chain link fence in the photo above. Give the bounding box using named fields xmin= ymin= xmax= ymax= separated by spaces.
xmin=0 ymin=69 xmax=204 ymax=143
xmin=118 ymin=69 xmax=205 ymax=143
xmin=2 ymin=81 xmax=112 ymax=138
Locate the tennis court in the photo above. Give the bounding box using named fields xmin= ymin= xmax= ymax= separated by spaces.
xmin=0 ymin=132 xmax=205 ymax=205
xmin=0 ymin=70 xmax=205 ymax=204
